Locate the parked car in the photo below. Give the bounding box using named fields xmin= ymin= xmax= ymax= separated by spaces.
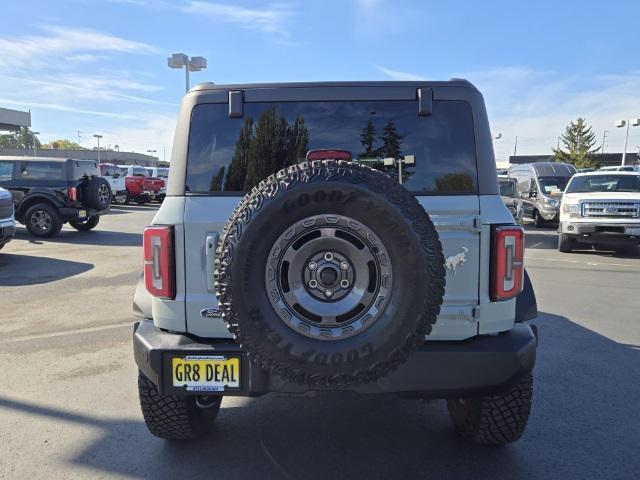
xmin=509 ymin=162 xmax=576 ymax=227
xmin=558 ymin=171 xmax=640 ymax=253
xmin=145 ymin=167 xmax=169 ymax=202
xmin=0 ymin=157 xmax=111 ymax=237
xmin=119 ymin=165 xmax=163 ymax=204
xmin=132 ymin=80 xmax=538 ymax=445
xmin=100 ymin=163 xmax=128 ymax=205
xmin=498 ymin=174 xmax=523 ymax=223
xmin=0 ymin=186 xmax=16 ymax=250
xmin=598 ymin=165 xmax=640 ymax=172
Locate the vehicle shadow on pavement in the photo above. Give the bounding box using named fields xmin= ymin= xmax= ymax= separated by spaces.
xmin=0 ymin=254 xmax=93 ymax=286
xmin=0 ymin=313 xmax=638 ymax=479
xmin=13 ymin=228 xmax=142 ymax=248
xmin=110 ymin=204 xmax=161 ymax=212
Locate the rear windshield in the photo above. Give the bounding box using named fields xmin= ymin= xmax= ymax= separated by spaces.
xmin=566 ymin=174 xmax=640 ymax=193
xmin=71 ymin=161 xmax=99 ymax=180
xmin=499 ymin=179 xmax=515 ymax=197
xmin=186 ymin=100 xmax=478 ymax=194
xmin=100 ymin=164 xmax=120 ymax=176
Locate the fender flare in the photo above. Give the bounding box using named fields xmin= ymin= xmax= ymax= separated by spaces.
xmin=133 ymin=272 xmax=153 ymax=319
xmin=515 ymin=269 xmax=537 ymax=322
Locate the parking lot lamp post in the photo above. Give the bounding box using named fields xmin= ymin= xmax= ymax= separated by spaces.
xmin=167 ymin=53 xmax=207 ymax=93
xmin=32 ymin=131 xmax=40 ymax=158
xmin=93 ymin=134 xmax=103 ymax=163
xmin=616 ymin=119 xmax=640 ymax=165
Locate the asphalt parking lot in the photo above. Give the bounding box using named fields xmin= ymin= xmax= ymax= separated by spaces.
xmin=1 ymin=208 xmax=639 ymax=479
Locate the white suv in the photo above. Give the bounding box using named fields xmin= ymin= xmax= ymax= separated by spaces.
xmin=558 ymin=171 xmax=640 ymax=253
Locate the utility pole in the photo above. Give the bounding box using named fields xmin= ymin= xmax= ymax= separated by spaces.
xmin=513 ymin=136 xmax=518 ymax=157
xmin=601 ymin=130 xmax=608 ymax=160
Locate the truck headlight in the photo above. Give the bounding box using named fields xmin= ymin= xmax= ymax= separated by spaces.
xmin=562 ymin=203 xmax=579 ymax=217
xmin=543 ymin=197 xmax=558 ymax=207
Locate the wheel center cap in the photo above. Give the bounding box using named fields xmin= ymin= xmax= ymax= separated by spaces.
xmin=319 ymin=266 xmax=338 ymax=285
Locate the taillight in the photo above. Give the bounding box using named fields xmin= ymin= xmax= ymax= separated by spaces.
xmin=491 ymin=226 xmax=524 ymax=301
xmin=143 ymin=226 xmax=175 ymax=299
xmin=67 ymin=187 xmax=77 ymax=201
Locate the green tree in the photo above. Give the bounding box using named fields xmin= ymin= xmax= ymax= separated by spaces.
xmin=284 ymin=116 xmax=309 ymax=167
xmin=209 ymin=165 xmax=226 ymax=192
xmin=225 ymin=117 xmax=254 ymax=191
xmin=379 ymin=120 xmax=405 ymax=159
xmin=244 ymin=107 xmax=288 ymax=190
xmin=553 ymin=118 xmax=600 ymax=168
xmin=0 ymin=127 xmax=40 ymax=149
xmin=43 ymin=139 xmax=84 ymax=150
xmin=359 ymin=119 xmax=377 ymax=158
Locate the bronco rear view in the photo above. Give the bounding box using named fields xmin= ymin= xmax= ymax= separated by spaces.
xmin=132 ymin=80 xmax=538 ymax=445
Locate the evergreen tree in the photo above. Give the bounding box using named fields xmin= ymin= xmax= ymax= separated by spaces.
xmin=245 ymin=107 xmax=287 ymax=190
xmin=209 ymin=165 xmax=225 ymax=191
xmin=379 ymin=120 xmax=405 ymax=159
xmin=224 ymin=117 xmax=254 ymax=191
xmin=359 ymin=119 xmax=377 ymax=158
xmin=284 ymin=116 xmax=309 ymax=167
xmin=553 ymin=118 xmax=600 ymax=168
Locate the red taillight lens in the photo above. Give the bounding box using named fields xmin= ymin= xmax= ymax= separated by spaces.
xmin=143 ymin=226 xmax=175 ymax=299
xmin=306 ymin=149 xmax=352 ymax=161
xmin=491 ymin=226 xmax=524 ymax=301
xmin=67 ymin=187 xmax=77 ymax=201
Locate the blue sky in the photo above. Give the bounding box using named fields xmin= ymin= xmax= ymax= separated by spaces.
xmin=1 ymin=0 xmax=639 ymax=162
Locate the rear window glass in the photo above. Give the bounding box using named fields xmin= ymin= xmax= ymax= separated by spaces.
xmin=499 ymin=179 xmax=515 ymax=196
xmin=19 ymin=161 xmax=65 ymax=180
xmin=186 ymin=100 xmax=478 ymax=194
xmin=0 ymin=162 xmax=13 ymax=181
xmin=100 ymin=164 xmax=120 ymax=176
xmin=132 ymin=167 xmax=148 ymax=177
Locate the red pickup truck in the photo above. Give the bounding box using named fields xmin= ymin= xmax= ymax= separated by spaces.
xmin=119 ymin=166 xmax=164 ymax=204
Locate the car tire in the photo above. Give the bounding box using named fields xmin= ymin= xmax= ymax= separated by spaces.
xmin=138 ymin=371 xmax=221 ymax=440
xmin=215 ymin=160 xmax=446 ymax=388
xmin=24 ymin=203 xmax=63 ymax=238
xmin=69 ymin=215 xmax=100 ymax=231
xmin=533 ymin=210 xmax=544 ymax=228
xmin=135 ymin=195 xmax=149 ymax=205
xmin=557 ymin=233 xmax=574 ymax=253
xmin=447 ymin=373 xmax=533 ymax=445
xmin=112 ymin=192 xmax=129 ymax=205
xmin=84 ymin=177 xmax=112 ymax=210
xmin=614 ymin=244 xmax=638 ymax=255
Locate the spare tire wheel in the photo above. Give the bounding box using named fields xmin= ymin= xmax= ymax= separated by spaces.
xmin=85 ymin=177 xmax=112 ymax=210
xmin=215 ymin=160 xmax=445 ymax=387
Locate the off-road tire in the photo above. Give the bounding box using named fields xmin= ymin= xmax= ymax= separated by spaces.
xmin=84 ymin=177 xmax=112 ymax=210
xmin=557 ymin=233 xmax=574 ymax=253
xmin=533 ymin=210 xmax=544 ymax=228
xmin=135 ymin=195 xmax=149 ymax=205
xmin=69 ymin=215 xmax=100 ymax=231
xmin=447 ymin=373 xmax=533 ymax=445
xmin=24 ymin=202 xmax=63 ymax=238
xmin=215 ymin=160 xmax=445 ymax=388
xmin=137 ymin=371 xmax=221 ymax=440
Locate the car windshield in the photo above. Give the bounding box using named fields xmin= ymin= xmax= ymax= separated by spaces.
xmin=499 ymin=180 xmax=515 ymax=197
xmin=566 ymin=174 xmax=640 ymax=193
xmin=157 ymin=168 xmax=169 ymax=178
xmin=186 ymin=100 xmax=478 ymax=194
xmin=100 ymin=165 xmax=120 ymax=176
xmin=538 ymin=176 xmax=569 ymax=194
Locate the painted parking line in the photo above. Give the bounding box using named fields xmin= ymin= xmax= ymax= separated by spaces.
xmin=525 ymin=254 xmax=639 ymax=269
xmin=0 ymin=322 xmax=133 ymax=345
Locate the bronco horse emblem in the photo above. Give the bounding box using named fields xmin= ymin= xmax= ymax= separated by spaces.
xmin=445 ymin=247 xmax=469 ymax=277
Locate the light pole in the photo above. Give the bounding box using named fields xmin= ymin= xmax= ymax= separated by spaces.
xmin=167 ymin=53 xmax=207 ymax=93
xmin=615 ymin=119 xmax=640 ymax=165
xmin=601 ymin=130 xmax=608 ymax=160
xmin=93 ymin=134 xmax=103 ymax=163
xmin=32 ymin=131 xmax=40 ymax=158
xmin=383 ymin=155 xmax=415 ymax=185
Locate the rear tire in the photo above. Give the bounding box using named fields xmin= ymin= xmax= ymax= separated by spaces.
xmin=557 ymin=233 xmax=574 ymax=253
xmin=85 ymin=177 xmax=112 ymax=210
xmin=447 ymin=373 xmax=533 ymax=445
xmin=615 ymin=244 xmax=638 ymax=255
xmin=135 ymin=195 xmax=149 ymax=205
xmin=138 ymin=371 xmax=222 ymax=440
xmin=533 ymin=210 xmax=544 ymax=228
xmin=24 ymin=203 xmax=63 ymax=238
xmin=69 ymin=215 xmax=100 ymax=231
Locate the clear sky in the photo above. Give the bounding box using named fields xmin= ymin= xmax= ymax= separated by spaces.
xmin=1 ymin=0 xmax=639 ymax=162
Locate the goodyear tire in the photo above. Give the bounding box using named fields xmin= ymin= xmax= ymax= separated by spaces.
xmin=215 ymin=160 xmax=445 ymax=387
xmin=85 ymin=177 xmax=112 ymax=210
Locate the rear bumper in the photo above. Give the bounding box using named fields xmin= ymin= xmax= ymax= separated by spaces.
xmin=0 ymin=219 xmax=16 ymax=245
xmin=133 ymin=320 xmax=537 ymax=398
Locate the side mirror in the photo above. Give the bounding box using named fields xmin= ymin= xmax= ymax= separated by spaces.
xmin=529 ymin=190 xmax=537 ymax=198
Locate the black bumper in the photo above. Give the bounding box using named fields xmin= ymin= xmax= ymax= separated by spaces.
xmin=59 ymin=207 xmax=109 ymax=221
xmin=133 ymin=320 xmax=537 ymax=398
xmin=0 ymin=223 xmax=15 ymax=245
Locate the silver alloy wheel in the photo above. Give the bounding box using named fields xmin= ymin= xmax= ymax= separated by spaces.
xmin=265 ymin=214 xmax=393 ymax=341
xmin=30 ymin=209 xmax=52 ymax=233
xmin=114 ymin=193 xmax=127 ymax=204
xmin=98 ymin=184 xmax=111 ymax=206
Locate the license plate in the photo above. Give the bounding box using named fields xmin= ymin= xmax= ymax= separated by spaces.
xmin=78 ymin=210 xmax=87 ymax=218
xmin=172 ymin=355 xmax=240 ymax=392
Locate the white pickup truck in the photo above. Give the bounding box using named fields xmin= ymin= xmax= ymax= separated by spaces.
xmin=558 ymin=171 xmax=640 ymax=253
xmin=100 ymin=163 xmax=128 ymax=205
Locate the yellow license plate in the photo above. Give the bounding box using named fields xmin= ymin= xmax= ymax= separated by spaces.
xmin=172 ymin=355 xmax=240 ymax=392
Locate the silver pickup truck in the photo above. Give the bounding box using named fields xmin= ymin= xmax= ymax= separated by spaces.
xmin=132 ymin=80 xmax=538 ymax=445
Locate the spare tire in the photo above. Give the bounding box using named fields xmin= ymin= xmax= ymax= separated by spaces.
xmin=84 ymin=177 xmax=112 ymax=210
xmin=215 ymin=160 xmax=445 ymax=387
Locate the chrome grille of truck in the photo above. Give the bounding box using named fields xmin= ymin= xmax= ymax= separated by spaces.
xmin=0 ymin=197 xmax=13 ymax=219
xmin=582 ymin=202 xmax=639 ymax=218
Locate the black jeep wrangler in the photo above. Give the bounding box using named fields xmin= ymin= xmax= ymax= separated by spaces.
xmin=0 ymin=157 xmax=111 ymax=237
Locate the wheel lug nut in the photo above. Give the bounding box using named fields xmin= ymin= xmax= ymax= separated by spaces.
xmin=340 ymin=279 xmax=350 ymax=288
xmin=324 ymin=252 xmax=334 ymax=261
xmin=340 ymin=261 xmax=349 ymax=271
xmin=324 ymin=289 xmax=333 ymax=297
xmin=309 ymin=279 xmax=318 ymax=288
xmin=308 ymin=262 xmax=318 ymax=270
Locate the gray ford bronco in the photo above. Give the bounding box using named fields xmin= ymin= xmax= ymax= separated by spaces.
xmin=133 ymin=80 xmax=538 ymax=445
